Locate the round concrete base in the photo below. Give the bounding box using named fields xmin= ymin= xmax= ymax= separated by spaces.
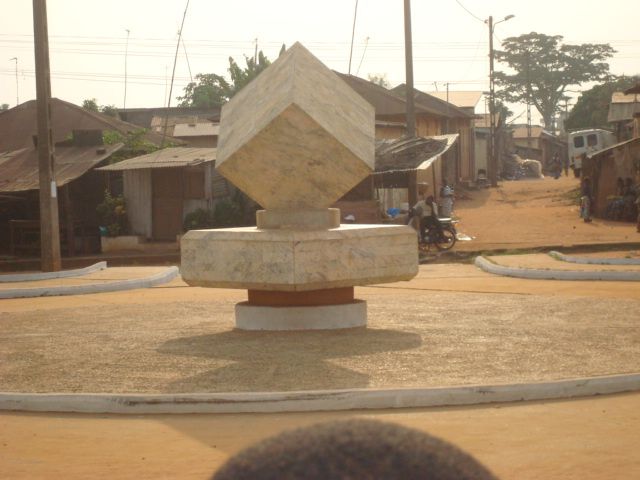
xmin=235 ymin=300 xmax=367 ymax=330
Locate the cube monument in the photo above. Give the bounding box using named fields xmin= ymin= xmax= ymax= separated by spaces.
xmin=181 ymin=43 xmax=418 ymax=330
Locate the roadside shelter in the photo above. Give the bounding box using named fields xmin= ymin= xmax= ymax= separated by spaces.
xmin=0 ymin=136 xmax=122 ymax=256
xmin=583 ymin=137 xmax=640 ymax=217
xmin=98 ymin=148 xmax=231 ymax=241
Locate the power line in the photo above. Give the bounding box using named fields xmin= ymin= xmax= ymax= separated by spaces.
xmin=454 ymin=0 xmax=484 ymax=23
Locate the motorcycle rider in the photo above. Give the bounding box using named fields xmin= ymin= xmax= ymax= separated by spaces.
xmin=412 ymin=192 xmax=444 ymax=242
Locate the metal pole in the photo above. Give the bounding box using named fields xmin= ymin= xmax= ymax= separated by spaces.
xmin=403 ymin=0 xmax=416 ymax=138
xmin=10 ymin=57 xmax=19 ymax=105
xmin=348 ymin=0 xmax=358 ymax=74
xmin=123 ymin=29 xmax=129 ymax=110
xmin=33 ymin=0 xmax=61 ymax=272
xmin=488 ymin=16 xmax=497 ymax=187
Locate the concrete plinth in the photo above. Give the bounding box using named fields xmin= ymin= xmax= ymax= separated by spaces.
xmin=181 ymin=224 xmax=418 ymax=292
xmin=235 ymin=300 xmax=367 ymax=330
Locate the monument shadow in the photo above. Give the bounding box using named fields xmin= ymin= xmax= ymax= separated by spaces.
xmin=157 ymin=327 xmax=422 ymax=393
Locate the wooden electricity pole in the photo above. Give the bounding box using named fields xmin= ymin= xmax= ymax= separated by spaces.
xmin=403 ymin=0 xmax=416 ymax=138
xmin=33 ymin=0 xmax=61 ymax=271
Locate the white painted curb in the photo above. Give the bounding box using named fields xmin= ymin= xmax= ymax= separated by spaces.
xmin=549 ymin=251 xmax=640 ymax=265
xmin=0 ymin=373 xmax=638 ymax=414
xmin=0 ymin=261 xmax=107 ymax=283
xmin=475 ymin=255 xmax=640 ymax=281
xmin=0 ymin=266 xmax=179 ymax=299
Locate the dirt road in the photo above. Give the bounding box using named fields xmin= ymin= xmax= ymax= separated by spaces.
xmin=453 ymin=175 xmax=640 ymax=251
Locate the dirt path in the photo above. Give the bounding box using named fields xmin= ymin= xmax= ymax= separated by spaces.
xmin=453 ymin=175 xmax=640 ymax=251
xmin=1 ymin=393 xmax=638 ymax=480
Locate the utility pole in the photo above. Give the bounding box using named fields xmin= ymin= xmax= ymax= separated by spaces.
xmin=486 ymin=14 xmax=514 ymax=188
xmin=403 ymin=0 xmax=416 ymax=138
xmin=33 ymin=0 xmax=61 ymax=272
xmin=10 ymin=57 xmax=19 ymax=105
xmin=487 ymin=16 xmax=497 ymax=187
xmin=123 ymin=29 xmax=130 ymax=110
xmin=348 ymin=0 xmax=359 ymax=74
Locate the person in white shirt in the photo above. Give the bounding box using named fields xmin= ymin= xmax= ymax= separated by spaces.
xmin=413 ymin=193 xmax=443 ymax=241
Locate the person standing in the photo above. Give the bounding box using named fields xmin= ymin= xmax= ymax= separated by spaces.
xmin=581 ymin=177 xmax=593 ymax=223
xmin=439 ymin=180 xmax=454 ymax=217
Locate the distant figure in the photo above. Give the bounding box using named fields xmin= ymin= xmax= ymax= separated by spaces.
xmin=622 ymin=177 xmax=637 ymax=221
xmin=551 ymin=152 xmax=562 ymax=179
xmin=563 ymin=154 xmax=569 ymax=177
xmin=212 ymin=419 xmax=498 ymax=480
xmin=616 ymin=177 xmax=625 ymax=197
xmin=635 ymin=189 xmax=640 ymax=233
xmin=581 ymin=177 xmax=593 ymax=223
xmin=439 ymin=180 xmax=454 ymax=217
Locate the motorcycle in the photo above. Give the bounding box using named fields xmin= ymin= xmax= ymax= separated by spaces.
xmin=407 ymin=208 xmax=458 ymax=252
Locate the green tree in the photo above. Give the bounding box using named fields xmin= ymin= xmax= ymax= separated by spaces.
xmin=368 ymin=73 xmax=390 ymax=88
xmin=100 ymin=104 xmax=118 ymax=117
xmin=564 ymin=75 xmax=640 ymax=131
xmin=0 ymin=103 xmax=9 ymax=111
xmin=82 ymin=98 xmax=99 ymax=112
xmin=494 ymin=32 xmax=615 ymax=129
xmin=176 ymin=73 xmax=231 ymax=108
xmin=177 ymin=48 xmax=282 ymax=108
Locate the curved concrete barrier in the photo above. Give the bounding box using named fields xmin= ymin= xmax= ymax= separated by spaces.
xmin=549 ymin=251 xmax=640 ymax=266
xmin=0 ymin=266 xmax=179 ymax=299
xmin=475 ymin=255 xmax=640 ymax=281
xmin=0 ymin=373 xmax=638 ymax=414
xmin=0 ymin=261 xmax=107 ymax=283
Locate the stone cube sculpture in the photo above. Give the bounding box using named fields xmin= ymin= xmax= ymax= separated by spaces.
xmin=181 ymin=43 xmax=418 ymax=330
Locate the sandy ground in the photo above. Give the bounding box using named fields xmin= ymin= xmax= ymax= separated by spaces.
xmin=1 ymin=266 xmax=640 ymax=393
xmin=453 ymin=175 xmax=640 ymax=251
xmin=1 ymin=393 xmax=638 ymax=480
xmin=2 ymin=178 xmax=640 ymax=478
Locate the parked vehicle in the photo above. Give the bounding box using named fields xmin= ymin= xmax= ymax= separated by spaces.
xmin=407 ymin=208 xmax=458 ymax=252
xmin=419 ymin=218 xmax=457 ymax=252
xmin=568 ymin=129 xmax=616 ymax=177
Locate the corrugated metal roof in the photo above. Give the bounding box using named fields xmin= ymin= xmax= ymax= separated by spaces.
xmin=0 ymin=143 xmax=123 ymax=193
xmin=374 ymin=134 xmax=459 ymax=173
xmin=608 ymin=100 xmax=640 ymax=123
xmin=587 ymin=137 xmax=640 ymax=160
xmin=337 ymin=74 xmax=471 ymax=119
xmin=173 ymin=123 xmax=220 ymax=137
xmin=392 ymin=84 xmax=475 ymax=119
xmin=611 ymin=92 xmax=640 ymax=104
xmin=98 ymin=147 xmax=216 ymax=171
xmin=426 ymin=91 xmax=483 ymax=109
xmin=624 ymin=83 xmax=640 ymax=95
xmin=511 ymin=125 xmax=545 ymax=139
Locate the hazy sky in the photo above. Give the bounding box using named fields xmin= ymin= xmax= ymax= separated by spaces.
xmin=1 ymin=0 xmax=638 ymax=122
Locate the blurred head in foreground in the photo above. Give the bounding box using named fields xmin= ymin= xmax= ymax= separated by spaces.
xmin=212 ymin=418 xmax=498 ymax=480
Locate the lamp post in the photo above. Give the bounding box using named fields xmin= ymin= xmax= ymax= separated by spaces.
xmin=486 ymin=14 xmax=514 ymax=187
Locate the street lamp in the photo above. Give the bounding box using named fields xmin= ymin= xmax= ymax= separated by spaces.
xmin=486 ymin=14 xmax=514 ymax=187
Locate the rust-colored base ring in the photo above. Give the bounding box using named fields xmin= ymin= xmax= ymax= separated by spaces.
xmin=247 ymin=287 xmax=354 ymax=307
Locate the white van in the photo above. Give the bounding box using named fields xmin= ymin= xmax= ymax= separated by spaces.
xmin=568 ymin=129 xmax=616 ymax=176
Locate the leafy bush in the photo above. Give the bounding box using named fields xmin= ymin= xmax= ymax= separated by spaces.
xmin=96 ymin=190 xmax=129 ymax=237
xmin=214 ymin=200 xmax=242 ymax=227
xmin=183 ymin=208 xmax=215 ymax=231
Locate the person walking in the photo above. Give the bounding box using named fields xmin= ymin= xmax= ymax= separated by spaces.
xmin=581 ymin=177 xmax=593 ymax=223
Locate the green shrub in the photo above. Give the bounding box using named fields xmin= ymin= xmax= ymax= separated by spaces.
xmin=96 ymin=190 xmax=129 ymax=237
xmin=183 ymin=208 xmax=215 ymax=231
